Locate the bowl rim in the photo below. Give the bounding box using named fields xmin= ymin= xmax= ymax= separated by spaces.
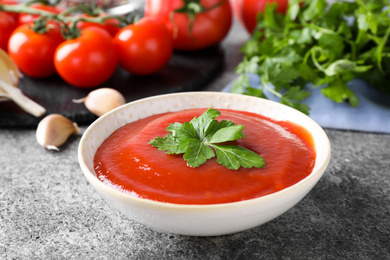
xmin=78 ymin=91 xmax=331 ymax=210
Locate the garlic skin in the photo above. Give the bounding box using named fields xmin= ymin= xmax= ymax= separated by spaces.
xmin=73 ymin=88 xmax=126 ymax=117
xmin=36 ymin=114 xmax=79 ymax=151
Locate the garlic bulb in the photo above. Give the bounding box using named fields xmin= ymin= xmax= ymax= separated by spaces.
xmin=73 ymin=88 xmax=126 ymax=117
xmin=36 ymin=114 xmax=79 ymax=151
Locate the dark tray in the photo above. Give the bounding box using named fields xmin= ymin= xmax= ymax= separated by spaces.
xmin=0 ymin=46 xmax=224 ymax=128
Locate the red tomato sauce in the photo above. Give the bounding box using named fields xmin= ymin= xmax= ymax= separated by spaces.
xmin=94 ymin=109 xmax=316 ymax=205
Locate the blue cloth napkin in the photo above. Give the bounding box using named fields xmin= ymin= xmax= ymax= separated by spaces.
xmin=224 ymin=73 xmax=390 ymax=134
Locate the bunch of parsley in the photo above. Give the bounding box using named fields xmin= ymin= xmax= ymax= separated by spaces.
xmin=231 ymin=0 xmax=390 ymax=115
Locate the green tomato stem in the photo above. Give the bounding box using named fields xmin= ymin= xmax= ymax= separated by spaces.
xmin=0 ymin=3 xmax=130 ymax=39
xmin=0 ymin=3 xmax=55 ymax=16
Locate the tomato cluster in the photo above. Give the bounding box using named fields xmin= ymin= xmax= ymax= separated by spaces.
xmin=1 ymin=0 xmax=288 ymax=88
xmin=0 ymin=0 xmax=235 ymax=88
xmin=0 ymin=5 xmax=177 ymax=88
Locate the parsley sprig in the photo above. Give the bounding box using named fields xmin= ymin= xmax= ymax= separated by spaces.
xmin=231 ymin=0 xmax=390 ymax=115
xmin=149 ymin=108 xmax=265 ymax=170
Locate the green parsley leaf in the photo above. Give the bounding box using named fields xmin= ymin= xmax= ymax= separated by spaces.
xmin=213 ymin=145 xmax=265 ymax=170
xmin=283 ymin=86 xmax=311 ymax=101
xmin=244 ymin=87 xmax=266 ymax=98
xmin=149 ymin=108 xmax=265 ymax=170
xmin=208 ymin=125 xmax=245 ymax=143
xmin=230 ymin=74 xmax=250 ymax=94
xmin=321 ymin=78 xmax=359 ymax=106
xmin=150 ymin=135 xmax=185 ymax=154
xmin=183 ymin=140 xmax=215 ymax=168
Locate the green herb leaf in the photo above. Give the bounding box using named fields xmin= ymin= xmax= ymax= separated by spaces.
xmin=149 ymin=108 xmax=265 ymax=170
xmin=244 ymin=87 xmax=266 ymax=98
xmin=230 ymin=74 xmax=250 ymax=94
xmin=183 ymin=140 xmax=215 ymax=168
xmin=212 ymin=145 xmax=265 ymax=170
xmin=208 ymin=125 xmax=245 ymax=144
xmin=149 ymin=135 xmax=185 ymax=154
xmin=321 ymin=78 xmax=359 ymax=107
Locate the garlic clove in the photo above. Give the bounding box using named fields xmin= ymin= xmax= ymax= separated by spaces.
xmin=0 ymin=49 xmax=23 ymax=102
xmin=0 ymin=49 xmax=20 ymax=87
xmin=36 ymin=114 xmax=80 ymax=151
xmin=0 ymin=79 xmax=46 ymax=116
xmin=73 ymin=88 xmax=126 ymax=117
xmin=0 ymin=58 xmax=14 ymax=88
xmin=0 ymin=56 xmax=15 ymax=101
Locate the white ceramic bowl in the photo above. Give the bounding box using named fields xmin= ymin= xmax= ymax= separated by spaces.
xmin=78 ymin=92 xmax=331 ymax=236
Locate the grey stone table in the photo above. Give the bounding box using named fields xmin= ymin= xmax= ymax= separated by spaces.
xmin=2 ymin=18 xmax=390 ymax=260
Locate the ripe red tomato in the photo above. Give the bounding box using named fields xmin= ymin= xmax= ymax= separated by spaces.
xmin=8 ymin=24 xmax=64 ymax=78
xmin=144 ymin=0 xmax=232 ymax=51
xmin=54 ymin=27 xmax=118 ymax=88
xmin=0 ymin=12 xmax=17 ymax=51
xmin=18 ymin=3 xmax=65 ymax=25
xmin=76 ymin=14 xmax=121 ymax=38
xmin=114 ymin=17 xmax=173 ymax=75
xmin=233 ymin=0 xmax=288 ymax=34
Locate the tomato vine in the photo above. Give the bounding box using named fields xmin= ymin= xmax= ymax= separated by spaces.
xmin=0 ymin=0 xmax=133 ymax=39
